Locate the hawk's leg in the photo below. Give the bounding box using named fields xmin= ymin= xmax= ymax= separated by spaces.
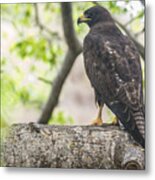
xmin=91 ymin=105 xmax=119 ymax=126
xmin=91 ymin=105 xmax=103 ymax=126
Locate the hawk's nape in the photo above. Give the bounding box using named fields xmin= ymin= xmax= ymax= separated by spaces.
xmin=78 ymin=6 xmax=145 ymax=148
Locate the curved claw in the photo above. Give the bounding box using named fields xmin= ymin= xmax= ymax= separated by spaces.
xmin=91 ymin=118 xmax=103 ymax=126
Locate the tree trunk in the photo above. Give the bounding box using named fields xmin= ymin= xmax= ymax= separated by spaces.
xmin=1 ymin=123 xmax=145 ymax=169
xmin=38 ymin=2 xmax=82 ymax=124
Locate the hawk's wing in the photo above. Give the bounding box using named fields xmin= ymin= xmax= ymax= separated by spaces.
xmin=84 ymin=33 xmax=143 ymax=110
xmin=83 ymin=32 xmax=144 ymax=146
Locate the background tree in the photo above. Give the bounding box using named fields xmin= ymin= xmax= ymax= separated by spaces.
xmin=1 ymin=1 xmax=144 ymax=126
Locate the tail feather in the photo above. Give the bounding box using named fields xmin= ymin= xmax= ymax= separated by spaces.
xmin=108 ymin=102 xmax=145 ymax=148
xmin=133 ymin=110 xmax=145 ymax=138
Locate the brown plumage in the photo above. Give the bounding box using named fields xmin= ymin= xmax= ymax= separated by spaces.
xmin=78 ymin=6 xmax=145 ymax=148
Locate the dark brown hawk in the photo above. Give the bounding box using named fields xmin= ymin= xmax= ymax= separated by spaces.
xmin=77 ymin=6 xmax=145 ymax=148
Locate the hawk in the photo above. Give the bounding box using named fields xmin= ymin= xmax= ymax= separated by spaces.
xmin=77 ymin=6 xmax=145 ymax=148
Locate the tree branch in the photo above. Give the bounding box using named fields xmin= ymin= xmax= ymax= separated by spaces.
xmin=135 ymin=27 xmax=145 ymax=37
xmin=61 ymin=3 xmax=81 ymax=51
xmin=37 ymin=76 xmax=53 ymax=85
xmin=140 ymin=0 xmax=145 ymax=6
xmin=1 ymin=124 xmax=145 ymax=169
xmin=34 ymin=3 xmax=59 ymax=38
xmin=125 ymin=12 xmax=143 ymax=27
xmin=38 ymin=2 xmax=82 ymax=124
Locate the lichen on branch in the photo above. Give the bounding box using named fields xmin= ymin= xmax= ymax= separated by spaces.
xmin=1 ymin=123 xmax=144 ymax=169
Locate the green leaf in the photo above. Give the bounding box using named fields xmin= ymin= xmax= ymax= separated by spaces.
xmin=48 ymin=111 xmax=74 ymax=125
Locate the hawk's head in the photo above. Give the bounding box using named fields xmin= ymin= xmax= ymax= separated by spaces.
xmin=77 ymin=6 xmax=113 ymax=27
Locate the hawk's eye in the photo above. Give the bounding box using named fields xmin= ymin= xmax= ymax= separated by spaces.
xmin=84 ymin=13 xmax=91 ymax=19
xmin=87 ymin=12 xmax=93 ymax=18
xmin=87 ymin=15 xmax=92 ymax=19
xmin=84 ymin=10 xmax=93 ymax=18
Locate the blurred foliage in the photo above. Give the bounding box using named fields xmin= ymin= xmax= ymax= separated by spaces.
xmin=1 ymin=4 xmax=34 ymax=26
xmin=1 ymin=1 xmax=144 ymax=126
xmin=1 ymin=72 xmax=19 ymax=127
xmin=97 ymin=1 xmax=128 ymax=13
xmin=49 ymin=111 xmax=74 ymax=125
xmin=10 ymin=36 xmax=62 ymax=64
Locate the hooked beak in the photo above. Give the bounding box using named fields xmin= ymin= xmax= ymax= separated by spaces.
xmin=77 ymin=14 xmax=91 ymax=25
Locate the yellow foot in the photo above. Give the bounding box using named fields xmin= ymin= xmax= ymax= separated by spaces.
xmin=91 ymin=118 xmax=103 ymax=126
xmin=111 ymin=116 xmax=119 ymax=125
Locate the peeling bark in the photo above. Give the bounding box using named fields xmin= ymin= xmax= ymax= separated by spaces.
xmin=1 ymin=124 xmax=144 ymax=169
